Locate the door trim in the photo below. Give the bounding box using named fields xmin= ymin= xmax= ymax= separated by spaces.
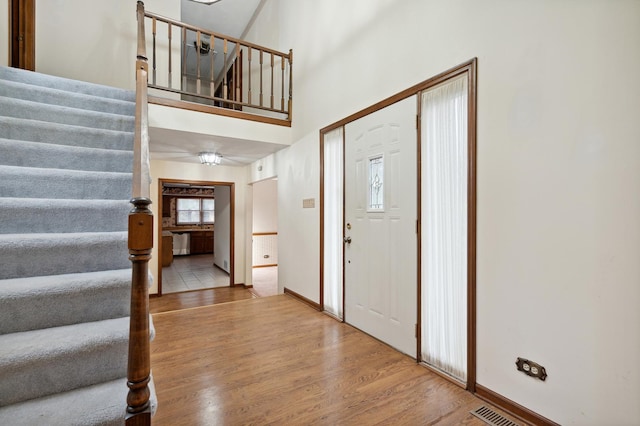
xmin=9 ymin=0 xmax=35 ymax=70
xmin=319 ymin=58 xmax=477 ymax=390
xmin=417 ymin=61 xmax=477 ymax=391
xmin=157 ymin=178 xmax=235 ymax=296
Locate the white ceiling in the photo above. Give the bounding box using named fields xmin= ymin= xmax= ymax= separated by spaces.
xmin=180 ymin=0 xmax=262 ymax=79
xmin=149 ymin=0 xmax=273 ymax=167
xmin=181 ymin=0 xmax=261 ymax=40
xmin=149 ymin=127 xmax=286 ymax=166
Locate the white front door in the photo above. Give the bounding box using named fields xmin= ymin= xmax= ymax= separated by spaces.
xmin=344 ymin=96 xmax=417 ymax=356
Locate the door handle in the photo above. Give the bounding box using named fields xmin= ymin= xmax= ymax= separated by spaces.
xmin=344 ymin=236 xmax=352 ymax=244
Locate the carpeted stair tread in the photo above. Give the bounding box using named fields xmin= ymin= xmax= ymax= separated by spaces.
xmin=0 ymin=96 xmax=135 ymax=132
xmin=0 ymin=198 xmax=130 ymax=234
xmin=0 ymin=269 xmax=131 ymax=334
xmin=0 ymin=316 xmax=137 ymax=406
xmin=0 ymin=67 xmax=157 ymax=422
xmin=0 ymin=138 xmax=133 ymax=172
xmin=0 ymin=231 xmax=129 ymax=279
xmin=0 ymin=66 xmax=135 ymax=102
xmin=0 ymin=117 xmax=133 ymax=151
xmin=0 ymin=79 xmax=135 ymax=116
xmin=0 ymin=165 xmax=131 ymax=200
xmin=0 ymin=377 xmax=157 ymax=426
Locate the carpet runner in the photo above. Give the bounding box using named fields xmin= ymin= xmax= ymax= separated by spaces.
xmin=0 ymin=66 xmax=156 ymax=425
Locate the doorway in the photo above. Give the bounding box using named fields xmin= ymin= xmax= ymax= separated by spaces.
xmin=157 ymin=179 xmax=235 ymax=295
xmin=251 ymin=178 xmax=278 ymax=297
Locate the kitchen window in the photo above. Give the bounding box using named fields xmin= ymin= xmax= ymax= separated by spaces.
xmin=176 ymin=198 xmax=215 ymax=225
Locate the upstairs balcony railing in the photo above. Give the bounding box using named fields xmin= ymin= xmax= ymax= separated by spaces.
xmin=142 ymin=5 xmax=292 ymax=125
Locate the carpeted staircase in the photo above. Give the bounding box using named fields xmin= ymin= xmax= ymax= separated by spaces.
xmin=0 ymin=66 xmax=156 ymax=425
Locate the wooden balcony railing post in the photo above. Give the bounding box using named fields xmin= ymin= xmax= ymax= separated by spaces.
xmin=223 ymin=39 xmax=229 ymax=105
xmin=281 ymin=54 xmax=285 ymax=111
xmin=196 ymin=31 xmax=202 ymax=95
xmin=259 ymin=50 xmax=264 ymax=107
xmin=248 ymin=47 xmax=252 ymax=104
xmin=235 ymin=49 xmax=241 ymax=107
xmin=288 ymin=49 xmax=293 ymax=120
xmin=168 ymin=23 xmax=172 ymax=89
xmin=151 ymin=17 xmax=156 ymax=85
xmin=210 ymin=36 xmax=215 ymax=98
xmin=270 ymin=52 xmax=274 ymax=109
xmin=127 ymin=2 xmax=153 ymax=425
xmin=181 ymin=26 xmax=187 ymax=91
xmin=167 ymin=24 xmax=173 ymax=89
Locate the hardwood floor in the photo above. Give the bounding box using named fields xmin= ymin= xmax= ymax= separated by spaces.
xmin=150 ymin=287 xmax=254 ymax=314
xmin=151 ymin=295 xmax=522 ymax=425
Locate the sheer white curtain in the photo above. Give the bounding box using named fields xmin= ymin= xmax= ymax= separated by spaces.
xmin=323 ymin=127 xmax=344 ymax=319
xmin=421 ymin=75 xmax=468 ymax=381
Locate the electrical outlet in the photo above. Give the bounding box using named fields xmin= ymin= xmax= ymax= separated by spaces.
xmin=516 ymin=357 xmax=547 ymax=381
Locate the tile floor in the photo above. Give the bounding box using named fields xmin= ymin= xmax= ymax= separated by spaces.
xmin=162 ymin=255 xmax=279 ymax=297
xmin=162 ymin=254 xmax=230 ymax=294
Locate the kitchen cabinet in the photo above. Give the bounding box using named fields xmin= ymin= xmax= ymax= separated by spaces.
xmin=161 ymin=234 xmax=173 ymax=266
xmin=190 ymin=231 xmax=213 ymax=255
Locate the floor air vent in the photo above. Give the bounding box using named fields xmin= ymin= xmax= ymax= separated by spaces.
xmin=470 ymin=406 xmax=520 ymax=426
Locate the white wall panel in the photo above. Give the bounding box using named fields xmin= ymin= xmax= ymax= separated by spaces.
xmin=244 ymin=1 xmax=640 ymax=423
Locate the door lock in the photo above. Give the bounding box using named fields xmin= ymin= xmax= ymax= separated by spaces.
xmin=344 ymin=236 xmax=352 ymax=244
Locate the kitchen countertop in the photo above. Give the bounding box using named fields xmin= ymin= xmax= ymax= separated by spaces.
xmin=163 ymin=228 xmax=214 ymax=233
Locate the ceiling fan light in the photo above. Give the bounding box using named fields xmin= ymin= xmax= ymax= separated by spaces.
xmin=199 ymin=152 xmax=222 ymax=166
xmin=189 ymin=0 xmax=222 ymax=5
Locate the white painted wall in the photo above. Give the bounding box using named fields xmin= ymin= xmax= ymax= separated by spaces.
xmin=34 ymin=0 xmax=179 ymax=90
xmin=149 ymin=103 xmax=291 ymax=147
xmin=252 ymin=178 xmax=277 ymax=233
xmin=243 ymin=184 xmax=253 ymax=286
xmin=265 ymin=133 xmax=318 ymax=299
xmin=244 ymin=1 xmax=640 ymax=424
xmin=150 ymin=159 xmax=248 ymax=291
xmin=248 ymin=152 xmax=278 ymax=183
xmin=213 ymin=185 xmax=231 ymax=272
xmin=0 ymin=0 xmax=8 ymax=67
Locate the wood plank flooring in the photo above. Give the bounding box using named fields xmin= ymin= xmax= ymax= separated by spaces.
xmin=151 ymin=295 xmax=523 ymax=425
xmin=150 ymin=287 xmax=254 ymax=314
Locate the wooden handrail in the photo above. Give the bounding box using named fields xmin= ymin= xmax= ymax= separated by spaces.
xmin=126 ymin=2 xmax=153 ymax=425
xmin=144 ymin=10 xmax=290 ymax=58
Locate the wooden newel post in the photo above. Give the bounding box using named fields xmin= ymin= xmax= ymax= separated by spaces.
xmin=126 ymin=197 xmax=153 ymax=425
xmin=128 ymin=3 xmax=152 ymax=425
